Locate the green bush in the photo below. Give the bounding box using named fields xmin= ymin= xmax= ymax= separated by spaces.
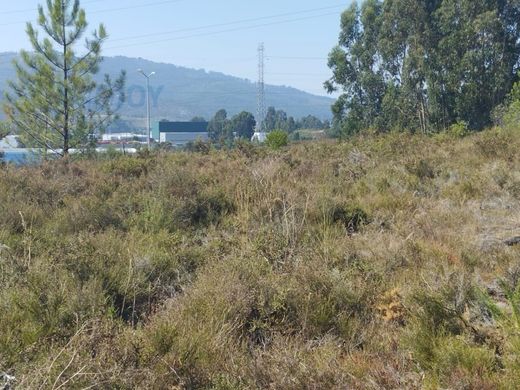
xmin=447 ymin=122 xmax=470 ymax=138
xmin=425 ymin=336 xmax=497 ymax=388
xmin=265 ymin=130 xmax=289 ymax=149
xmin=131 ymin=194 xmax=175 ymax=233
xmin=330 ymin=204 xmax=371 ymax=234
xmin=504 ymin=100 xmax=520 ymax=128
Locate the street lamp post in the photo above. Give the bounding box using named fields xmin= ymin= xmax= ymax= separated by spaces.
xmin=138 ymin=69 xmax=155 ymax=148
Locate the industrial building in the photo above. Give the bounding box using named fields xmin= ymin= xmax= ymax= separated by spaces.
xmin=152 ymin=121 xmax=209 ymax=146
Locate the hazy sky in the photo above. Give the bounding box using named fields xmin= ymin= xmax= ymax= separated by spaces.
xmin=0 ymin=0 xmax=350 ymax=97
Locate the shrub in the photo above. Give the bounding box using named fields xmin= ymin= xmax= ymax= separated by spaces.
xmin=102 ymin=155 xmax=152 ymax=178
xmin=331 ymin=204 xmax=371 ymax=234
xmin=426 ymin=336 xmax=497 ymax=388
xmin=131 ymin=194 xmax=175 ymax=233
xmin=447 ymin=122 xmax=470 ymax=138
xmin=475 ymin=128 xmax=514 ymax=159
xmin=0 ymin=259 xmax=107 ymax=366
xmin=404 ymin=272 xmax=481 ymax=376
xmin=234 ymin=138 xmax=257 ymax=158
xmin=265 ymin=130 xmax=289 ymax=149
xmin=174 ymin=190 xmax=236 ymax=228
xmin=184 ymin=138 xmax=212 ymax=154
xmin=405 ymin=159 xmax=436 ymax=180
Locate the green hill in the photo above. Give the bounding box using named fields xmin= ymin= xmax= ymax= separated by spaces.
xmin=0 ymin=52 xmax=333 ymax=125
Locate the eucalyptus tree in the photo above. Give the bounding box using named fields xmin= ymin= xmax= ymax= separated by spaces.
xmin=3 ymin=0 xmax=126 ymax=156
xmin=229 ymin=111 xmax=256 ymax=139
xmin=326 ymin=0 xmax=520 ymax=136
xmin=208 ymin=109 xmax=230 ymax=143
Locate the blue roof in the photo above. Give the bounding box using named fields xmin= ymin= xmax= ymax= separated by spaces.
xmin=157 ymin=121 xmax=209 ymax=133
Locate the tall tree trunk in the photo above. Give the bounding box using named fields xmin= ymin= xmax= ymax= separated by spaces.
xmin=62 ymin=1 xmax=69 ymax=156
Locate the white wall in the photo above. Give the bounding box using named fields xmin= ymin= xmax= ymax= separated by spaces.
xmin=160 ymin=132 xmax=209 ymax=145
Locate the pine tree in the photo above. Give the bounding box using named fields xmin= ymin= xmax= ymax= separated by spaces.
xmin=3 ymin=0 xmax=125 ymax=157
xmin=0 ymin=122 xmax=10 ymax=140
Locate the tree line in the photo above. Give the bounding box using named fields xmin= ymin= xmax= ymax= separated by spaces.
xmin=263 ymin=107 xmax=330 ymax=133
xmin=11 ymin=0 xmax=518 ymax=156
xmin=204 ymin=107 xmax=330 ymax=145
xmin=326 ymin=0 xmax=520 ymax=136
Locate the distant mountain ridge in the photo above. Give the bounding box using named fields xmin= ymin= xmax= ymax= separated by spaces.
xmin=0 ymin=53 xmax=334 ymax=125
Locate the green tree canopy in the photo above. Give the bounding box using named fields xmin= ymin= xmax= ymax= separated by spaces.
xmin=3 ymin=0 xmax=126 ymax=156
xmin=264 ymin=106 xmax=325 ymax=132
xmin=264 ymin=107 xmax=277 ymax=132
xmin=326 ymin=0 xmax=520 ymax=135
xmin=208 ymin=109 xmax=230 ymax=143
xmin=229 ymin=111 xmax=256 ymax=139
xmin=298 ymin=115 xmax=328 ymax=130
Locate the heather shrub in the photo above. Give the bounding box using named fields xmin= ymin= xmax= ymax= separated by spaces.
xmin=405 ymin=158 xmax=436 ymax=180
xmin=139 ymin=256 xmax=266 ymax=387
xmin=51 ymin=195 xmax=124 ymax=234
xmin=0 ymin=259 xmax=106 ymax=366
xmin=2 ymin=130 xmax=520 ymax=387
xmin=424 ymin=337 xmax=498 ymax=389
xmin=284 ymin=261 xmax=380 ymax=344
xmin=174 ymin=190 xmax=236 ymax=228
xmin=184 ymin=138 xmax=212 ymax=154
xmin=102 ymin=155 xmax=153 ymax=178
xmin=330 ymin=204 xmax=370 ymax=233
xmin=249 ymin=336 xmax=351 ymax=389
xmin=130 ymin=193 xmax=175 ymax=233
xmin=475 ymin=127 xmax=514 ymax=159
xmin=401 ymin=270 xmax=502 ymax=387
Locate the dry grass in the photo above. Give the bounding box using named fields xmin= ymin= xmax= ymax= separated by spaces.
xmin=1 ymin=128 xmax=520 ymax=388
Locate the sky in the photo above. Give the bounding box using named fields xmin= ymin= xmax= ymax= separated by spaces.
xmin=0 ymin=0 xmax=351 ymax=97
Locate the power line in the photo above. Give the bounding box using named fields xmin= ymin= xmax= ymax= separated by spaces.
xmin=0 ymin=0 xmax=105 ymax=15
xmin=1 ymin=4 xmax=342 ymax=62
xmin=0 ymin=3 xmax=341 ymax=100
xmin=0 ymin=0 xmax=188 ymax=27
xmin=266 ymin=72 xmax=330 ymax=76
xmin=103 ymin=11 xmax=342 ymax=52
xmin=267 ymin=56 xmax=328 ymax=60
xmin=108 ymin=3 xmax=346 ymax=43
xmin=89 ymin=0 xmax=186 ymax=15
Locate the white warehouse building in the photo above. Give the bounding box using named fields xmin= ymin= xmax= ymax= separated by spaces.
xmin=152 ymin=121 xmax=209 ymax=146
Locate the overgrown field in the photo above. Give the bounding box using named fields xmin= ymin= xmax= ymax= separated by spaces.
xmin=2 ymin=129 xmax=520 ymax=389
